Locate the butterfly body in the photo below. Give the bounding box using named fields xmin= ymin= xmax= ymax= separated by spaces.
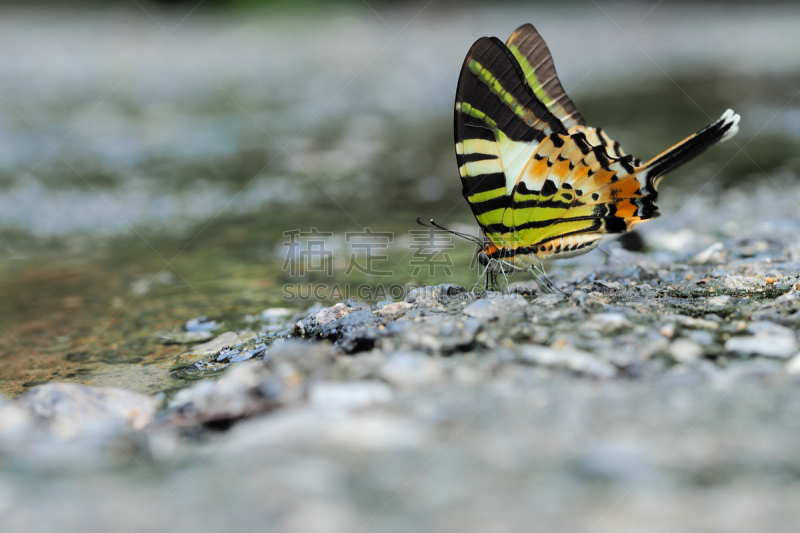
xmin=456 ymin=25 xmax=740 ymax=271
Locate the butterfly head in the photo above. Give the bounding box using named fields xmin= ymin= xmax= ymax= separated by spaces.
xmin=477 ymin=242 xmax=500 ymax=267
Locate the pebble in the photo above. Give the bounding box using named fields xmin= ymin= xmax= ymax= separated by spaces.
xmin=373 ymin=301 xmax=412 ymax=317
xmin=532 ymin=293 xmax=562 ymax=306
xmin=384 ymin=316 xmax=480 ymax=354
xmin=662 ymin=315 xmax=720 ymax=330
xmin=308 ymin=381 xmax=393 ymax=412
xmin=17 ymin=383 xmax=157 ymax=437
xmin=185 ymin=316 xmax=222 ymax=332
xmin=295 ymin=303 xmax=353 ymax=336
xmin=669 ymin=338 xmax=704 ymax=363
xmin=176 ymin=331 xmax=256 ymax=364
xmin=691 ymin=242 xmax=727 ymax=264
xmin=317 ymin=310 xmax=383 ymax=341
xmin=405 ymin=283 xmax=465 ymax=305
xmin=462 ymin=293 xmax=528 ymax=320
xmin=584 ymin=313 xmax=633 ymax=334
xmin=163 ymin=362 xmax=283 ymax=427
xmin=725 ymin=335 xmax=798 ymax=358
xmin=517 ymin=345 xmax=617 ymax=378
xmin=218 ymin=343 xmax=268 ymax=363
xmin=380 ymin=352 xmax=446 ymax=389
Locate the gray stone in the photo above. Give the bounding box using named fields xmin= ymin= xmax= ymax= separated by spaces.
xmin=517 ymin=345 xmax=617 ymax=378
xmin=176 ymin=330 xmax=257 ymax=365
xmin=374 ymin=301 xmax=412 ymax=317
xmin=533 ymin=293 xmax=563 ymax=306
xmin=224 ymin=343 xmax=267 ymax=364
xmin=691 ymin=242 xmax=727 ymax=265
xmin=308 ymin=381 xmax=393 ymax=412
xmin=405 ymin=283 xmax=465 ymax=304
xmin=19 ymin=383 xmax=157 ymax=435
xmin=669 ymin=339 xmax=704 ymax=363
xmin=269 ymin=339 xmax=334 ymax=376
xmin=184 ymin=316 xmax=222 ymax=332
xmin=746 ymin=321 xmax=795 ymax=338
xmin=294 ymin=303 xmax=353 ymax=336
xmin=318 ymin=310 xmax=382 ymax=337
xmin=380 ymin=352 xmax=446 ymax=388
xmin=662 ymin=315 xmax=720 ymax=330
xmin=462 ymin=293 xmax=528 ymax=320
xmin=163 ymin=363 xmax=282 ymax=427
xmin=584 ymin=313 xmax=633 ymax=334
xmin=725 ymin=335 xmax=798 ymax=358
xmin=384 ymin=316 xmax=479 ymax=354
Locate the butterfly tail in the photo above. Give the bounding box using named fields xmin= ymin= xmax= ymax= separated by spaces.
xmin=636 ymin=109 xmax=740 ymax=189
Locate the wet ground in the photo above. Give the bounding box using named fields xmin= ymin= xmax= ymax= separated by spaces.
xmin=2 ymin=2 xmax=800 ymax=531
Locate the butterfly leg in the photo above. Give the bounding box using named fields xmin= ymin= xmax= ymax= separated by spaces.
xmin=497 ymin=262 xmax=513 ymax=293
xmin=488 ymin=269 xmax=498 ymax=291
xmin=597 ymin=244 xmax=612 ymax=266
xmin=528 ymin=267 xmax=549 ymax=294
xmin=529 ymin=264 xmax=562 ymax=296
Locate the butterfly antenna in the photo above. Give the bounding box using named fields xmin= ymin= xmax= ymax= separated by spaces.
xmin=417 ymin=216 xmax=483 ymax=245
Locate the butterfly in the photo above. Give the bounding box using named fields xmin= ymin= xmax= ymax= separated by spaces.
xmin=454 ymin=23 xmax=740 ymax=274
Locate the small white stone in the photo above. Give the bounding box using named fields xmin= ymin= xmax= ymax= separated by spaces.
xmin=725 ymin=335 xmax=798 ymax=359
xmin=312 ymin=303 xmax=352 ymax=325
xmin=669 ymin=338 xmax=703 ymax=363
xmin=374 ymin=301 xmax=412 ymax=317
xmin=690 ymin=242 xmax=727 ymax=265
xmin=585 ymin=313 xmax=633 ymax=333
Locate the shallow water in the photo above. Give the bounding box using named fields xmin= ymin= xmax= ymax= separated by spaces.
xmin=1 ymin=3 xmax=799 ymax=396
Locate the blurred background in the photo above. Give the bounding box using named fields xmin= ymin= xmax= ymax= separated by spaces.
xmin=1 ymin=0 xmax=799 ymax=396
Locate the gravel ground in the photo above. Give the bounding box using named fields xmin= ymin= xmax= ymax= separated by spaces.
xmin=4 ymin=185 xmax=800 ymax=532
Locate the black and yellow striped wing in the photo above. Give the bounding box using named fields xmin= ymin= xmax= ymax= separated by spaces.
xmin=454 ymin=26 xmax=740 ymax=265
xmin=454 ymin=36 xmax=567 ymax=242
xmin=505 ymin=23 xmax=585 ymax=131
xmin=506 ymin=24 xmax=636 ymax=163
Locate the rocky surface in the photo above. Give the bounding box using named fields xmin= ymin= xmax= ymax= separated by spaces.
xmin=4 ymin=239 xmax=800 ymax=532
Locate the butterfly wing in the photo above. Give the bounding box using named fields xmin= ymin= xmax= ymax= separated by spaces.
xmin=508 ymin=132 xmax=645 ymax=260
xmin=505 ymin=24 xmax=585 ymax=130
xmin=454 ymin=36 xmax=568 ymax=248
xmin=507 ymin=110 xmax=740 ymax=260
xmin=506 ymin=24 xmax=639 ymax=164
xmin=455 ymin=28 xmax=739 ymax=264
